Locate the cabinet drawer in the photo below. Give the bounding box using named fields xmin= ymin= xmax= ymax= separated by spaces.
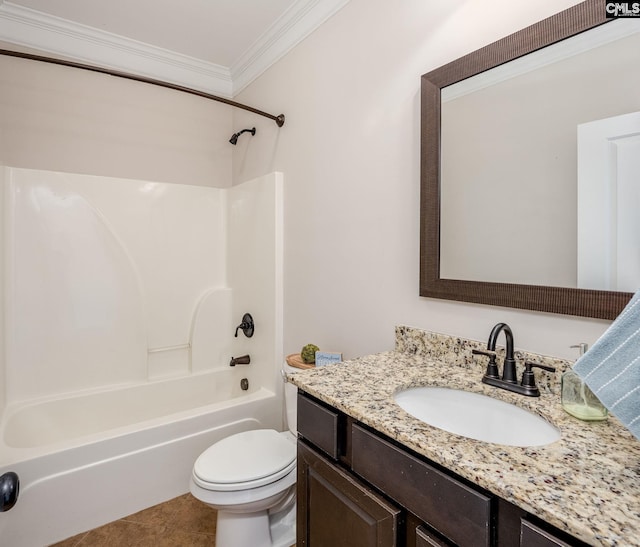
xmin=351 ymin=424 xmax=492 ymax=547
xmin=520 ymin=519 xmax=573 ymax=547
xmin=297 ymin=392 xmax=340 ymax=459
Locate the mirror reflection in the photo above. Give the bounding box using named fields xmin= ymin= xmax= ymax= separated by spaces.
xmin=439 ymin=20 xmax=640 ymax=292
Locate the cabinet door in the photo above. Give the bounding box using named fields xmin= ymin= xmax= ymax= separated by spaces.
xmin=297 ymin=440 xmax=400 ymax=547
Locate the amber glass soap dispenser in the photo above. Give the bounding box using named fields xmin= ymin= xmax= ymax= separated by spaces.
xmin=561 ymin=343 xmax=608 ymax=421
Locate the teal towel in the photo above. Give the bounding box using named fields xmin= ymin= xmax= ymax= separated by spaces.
xmin=574 ymin=290 xmax=640 ymax=440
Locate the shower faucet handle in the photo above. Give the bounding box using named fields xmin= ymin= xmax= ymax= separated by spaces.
xmin=234 ymin=313 xmax=254 ymax=338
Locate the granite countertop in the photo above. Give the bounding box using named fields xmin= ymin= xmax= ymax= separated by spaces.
xmin=287 ymin=328 xmax=640 ymax=546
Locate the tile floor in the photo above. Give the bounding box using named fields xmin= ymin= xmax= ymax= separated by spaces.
xmin=49 ymin=493 xmax=217 ymax=547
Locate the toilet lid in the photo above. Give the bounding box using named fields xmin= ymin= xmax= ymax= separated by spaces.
xmin=193 ymin=429 xmax=296 ymax=491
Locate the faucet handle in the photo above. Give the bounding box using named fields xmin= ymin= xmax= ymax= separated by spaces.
xmin=521 ymin=361 xmax=556 ymax=388
xmin=234 ymin=313 xmax=254 ymax=338
xmin=472 ymin=348 xmax=499 ymax=379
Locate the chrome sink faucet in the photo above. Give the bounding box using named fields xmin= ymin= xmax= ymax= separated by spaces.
xmin=472 ymin=322 xmax=555 ymax=397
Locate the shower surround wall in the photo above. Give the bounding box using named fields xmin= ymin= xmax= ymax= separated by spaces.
xmin=0 ymin=167 xmax=283 ymax=442
xmin=0 ymin=167 xmax=283 ymax=545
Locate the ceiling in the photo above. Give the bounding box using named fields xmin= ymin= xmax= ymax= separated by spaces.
xmin=0 ymin=0 xmax=349 ymax=96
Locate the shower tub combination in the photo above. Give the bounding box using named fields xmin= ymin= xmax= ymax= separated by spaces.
xmin=0 ymin=370 xmax=281 ymax=546
xmin=0 ymin=168 xmax=284 ymax=546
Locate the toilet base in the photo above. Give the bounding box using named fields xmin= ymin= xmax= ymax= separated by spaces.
xmin=217 ymin=510 xmax=269 ymax=547
xmin=269 ymin=499 xmax=296 ymax=547
xmin=215 ymin=499 xmax=296 ymax=547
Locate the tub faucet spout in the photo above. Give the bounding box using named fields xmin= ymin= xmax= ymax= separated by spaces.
xmin=230 ymin=354 xmax=251 ymax=367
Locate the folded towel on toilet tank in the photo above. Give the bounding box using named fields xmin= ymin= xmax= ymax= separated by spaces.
xmin=573 ymin=289 xmax=640 ymax=440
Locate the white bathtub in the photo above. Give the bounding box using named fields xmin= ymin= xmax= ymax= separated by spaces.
xmin=0 ymin=368 xmax=282 ymax=547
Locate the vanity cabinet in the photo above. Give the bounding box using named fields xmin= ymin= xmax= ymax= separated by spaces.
xmin=296 ymin=391 xmax=588 ymax=547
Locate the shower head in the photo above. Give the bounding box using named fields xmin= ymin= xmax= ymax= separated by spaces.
xmin=229 ymin=127 xmax=256 ymax=145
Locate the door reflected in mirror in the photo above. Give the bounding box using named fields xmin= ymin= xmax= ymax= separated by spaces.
xmin=439 ymin=20 xmax=640 ymax=292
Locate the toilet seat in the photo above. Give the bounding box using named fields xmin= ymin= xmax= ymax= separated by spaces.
xmin=193 ymin=429 xmax=296 ymax=492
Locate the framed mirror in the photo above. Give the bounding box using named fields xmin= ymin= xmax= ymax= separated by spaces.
xmin=420 ymin=0 xmax=638 ymax=320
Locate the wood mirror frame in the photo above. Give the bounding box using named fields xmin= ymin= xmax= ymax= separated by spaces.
xmin=419 ymin=0 xmax=633 ymax=320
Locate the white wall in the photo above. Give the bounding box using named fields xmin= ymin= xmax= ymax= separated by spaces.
xmin=0 ymin=54 xmax=232 ymax=187
xmin=232 ymin=0 xmax=612 ymax=361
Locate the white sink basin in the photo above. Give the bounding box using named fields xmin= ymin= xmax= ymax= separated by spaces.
xmin=394 ymin=386 xmax=560 ymax=447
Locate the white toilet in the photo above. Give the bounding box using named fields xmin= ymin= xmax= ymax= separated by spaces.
xmin=190 ymin=362 xmax=298 ymax=547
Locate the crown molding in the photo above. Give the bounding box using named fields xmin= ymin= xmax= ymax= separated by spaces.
xmin=0 ymin=1 xmax=232 ymax=96
xmin=230 ymin=0 xmax=350 ymax=95
xmin=0 ymin=2 xmax=232 ymax=97
xmin=0 ymin=0 xmax=350 ymax=98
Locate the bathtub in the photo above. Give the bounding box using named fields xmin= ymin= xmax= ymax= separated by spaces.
xmin=0 ymin=368 xmax=282 ymax=547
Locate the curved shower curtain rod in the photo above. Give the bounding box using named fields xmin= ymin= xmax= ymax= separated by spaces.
xmin=0 ymin=48 xmax=286 ymax=127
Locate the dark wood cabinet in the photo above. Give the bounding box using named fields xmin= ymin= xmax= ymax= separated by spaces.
xmin=296 ymin=391 xmax=587 ymax=547
xmin=297 ymin=441 xmax=400 ymax=546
